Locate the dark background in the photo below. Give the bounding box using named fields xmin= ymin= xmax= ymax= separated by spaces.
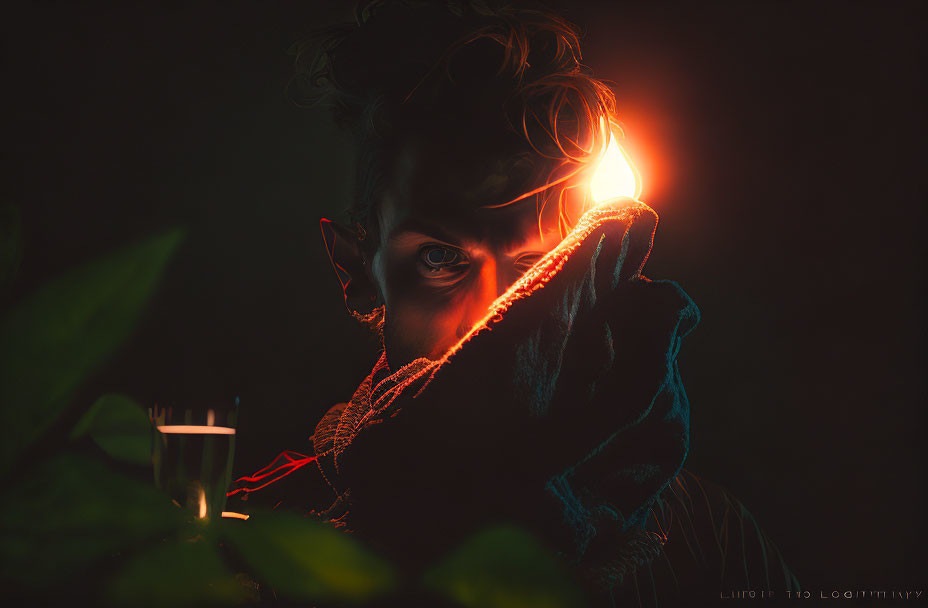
xmin=4 ymin=0 xmax=925 ymax=590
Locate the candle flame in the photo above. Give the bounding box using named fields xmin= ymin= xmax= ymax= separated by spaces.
xmin=156 ymin=425 xmax=235 ymax=435
xmin=198 ymin=487 xmax=207 ymax=520
xmin=221 ymin=511 xmax=250 ymax=520
xmin=590 ymin=132 xmax=642 ymax=204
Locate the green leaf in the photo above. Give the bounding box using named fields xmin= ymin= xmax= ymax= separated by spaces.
xmin=71 ymin=393 xmax=152 ymax=466
xmin=106 ymin=535 xmax=245 ymax=607
xmin=0 ymin=452 xmax=184 ymax=589
xmin=0 ymin=228 xmax=185 ymax=472
xmin=223 ymin=509 xmax=396 ymax=603
xmin=422 ymin=526 xmax=586 ymax=608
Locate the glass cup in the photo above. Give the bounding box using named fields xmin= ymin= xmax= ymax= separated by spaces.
xmin=150 ymin=398 xmax=238 ymax=523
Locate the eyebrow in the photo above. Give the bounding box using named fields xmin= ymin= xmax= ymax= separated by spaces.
xmin=385 ymin=218 xmax=465 ymax=247
xmin=385 ymin=215 xmax=560 ymax=255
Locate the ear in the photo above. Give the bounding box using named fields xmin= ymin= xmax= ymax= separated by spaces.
xmin=320 ymin=218 xmax=380 ymax=314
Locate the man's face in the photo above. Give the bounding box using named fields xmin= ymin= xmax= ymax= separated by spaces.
xmin=370 ymin=125 xmax=562 ymax=367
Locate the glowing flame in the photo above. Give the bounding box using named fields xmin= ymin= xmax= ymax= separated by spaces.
xmin=590 ymin=133 xmax=642 ymax=204
xmin=221 ymin=511 xmax=250 ymax=520
xmin=156 ymin=425 xmax=235 ymax=435
xmin=197 ymin=487 xmax=207 ymax=520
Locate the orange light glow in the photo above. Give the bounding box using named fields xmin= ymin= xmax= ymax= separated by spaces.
xmin=361 ymin=201 xmax=657 ymax=422
xmin=221 ymin=511 xmax=250 ymax=520
xmin=198 ymin=487 xmax=207 ymax=519
xmin=156 ymin=425 xmax=235 ymax=435
xmin=590 ymin=132 xmax=642 ymax=203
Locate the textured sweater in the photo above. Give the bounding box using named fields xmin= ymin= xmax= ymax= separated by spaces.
xmin=230 ymin=199 xmax=799 ymax=605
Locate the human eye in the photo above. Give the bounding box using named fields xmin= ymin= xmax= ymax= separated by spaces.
xmin=417 ymin=244 xmax=469 ymax=279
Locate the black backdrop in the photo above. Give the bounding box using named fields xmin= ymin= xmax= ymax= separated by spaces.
xmin=5 ymin=0 xmax=925 ymax=590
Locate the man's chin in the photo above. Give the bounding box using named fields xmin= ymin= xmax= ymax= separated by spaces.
xmin=382 ymin=328 xmax=447 ymax=370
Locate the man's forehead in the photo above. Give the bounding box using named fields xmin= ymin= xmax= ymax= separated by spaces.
xmin=381 ymin=130 xmax=541 ymax=221
xmin=379 ymin=192 xmax=564 ymax=256
xmin=386 ymin=125 xmax=537 ymax=210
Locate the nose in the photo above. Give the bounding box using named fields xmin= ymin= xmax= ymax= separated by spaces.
xmin=455 ymin=256 xmax=512 ymax=339
xmin=477 ymin=256 xmax=504 ymax=307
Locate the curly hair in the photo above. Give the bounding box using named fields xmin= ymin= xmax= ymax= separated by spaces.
xmin=291 ymin=0 xmax=622 ymax=241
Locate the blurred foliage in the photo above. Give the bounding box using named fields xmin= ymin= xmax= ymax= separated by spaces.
xmin=423 ymin=526 xmax=586 ymax=608
xmin=106 ymin=535 xmax=245 ymax=607
xmin=0 ymin=226 xmax=589 ymax=606
xmin=72 ymin=393 xmax=154 ymax=466
xmin=224 ymin=509 xmax=396 ymax=603
xmin=0 ymin=228 xmax=185 ymax=472
xmin=0 ymin=453 xmax=184 ymax=586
